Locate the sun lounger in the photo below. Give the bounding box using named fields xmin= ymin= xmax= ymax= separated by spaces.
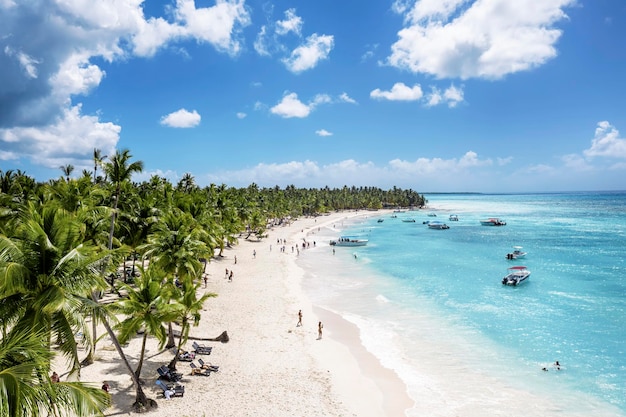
xmin=192 ymin=341 xmax=212 ymax=355
xmin=190 ymin=362 xmax=214 ymax=376
xmin=155 ymin=379 xmax=184 ymax=399
xmin=198 ymin=358 xmax=219 ymax=372
xmin=157 ymin=365 xmax=183 ymax=382
xmin=172 ymin=347 xmax=196 ymax=362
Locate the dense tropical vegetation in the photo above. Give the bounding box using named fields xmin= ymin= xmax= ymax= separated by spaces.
xmin=0 ymin=149 xmax=426 ymax=416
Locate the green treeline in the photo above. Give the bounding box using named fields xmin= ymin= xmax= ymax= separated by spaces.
xmin=0 ymin=149 xmax=426 ymax=416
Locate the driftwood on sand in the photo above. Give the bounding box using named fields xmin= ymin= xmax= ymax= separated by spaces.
xmin=172 ymin=330 xmax=229 ymax=343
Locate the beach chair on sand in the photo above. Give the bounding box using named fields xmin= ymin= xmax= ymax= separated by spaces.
xmin=172 ymin=347 xmax=195 ymax=362
xmin=192 ymin=341 xmax=212 ymax=355
xmin=190 ymin=362 xmax=214 ymax=376
xmin=157 ymin=365 xmax=183 ymax=382
xmin=155 ymin=379 xmax=184 ymax=399
xmin=198 ymin=358 xmax=219 ymax=372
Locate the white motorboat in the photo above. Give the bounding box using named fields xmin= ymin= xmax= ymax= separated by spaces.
xmin=449 ymin=214 xmax=459 ymax=221
xmin=427 ymin=212 xmax=437 ymax=217
xmin=427 ymin=221 xmax=449 ymax=229
xmin=506 ymin=246 xmax=527 ymax=260
xmin=402 ymin=218 xmax=416 ymax=223
xmin=502 ymin=266 xmax=530 ymax=286
xmin=330 ymin=236 xmax=368 ymax=247
xmin=480 ymin=217 xmax=506 ymax=226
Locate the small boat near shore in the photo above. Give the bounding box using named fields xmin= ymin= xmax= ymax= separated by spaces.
xmin=480 ymin=217 xmax=506 ymax=226
xmin=502 ymin=266 xmax=530 ymax=286
xmin=427 ymin=212 xmax=437 ymax=217
xmin=330 ymin=236 xmax=368 ymax=247
xmin=377 ymin=218 xmax=384 ymax=223
xmin=506 ymin=246 xmax=527 ymax=260
xmin=402 ymin=218 xmax=416 ymax=223
xmin=427 ymin=221 xmax=449 ymax=230
xmin=449 ymin=214 xmax=459 ymax=221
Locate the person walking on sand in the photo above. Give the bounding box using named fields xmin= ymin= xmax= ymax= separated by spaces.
xmin=203 ymin=275 xmax=208 ymax=288
xmin=297 ymin=310 xmax=302 ymax=327
xmin=318 ymin=321 xmax=323 ymax=340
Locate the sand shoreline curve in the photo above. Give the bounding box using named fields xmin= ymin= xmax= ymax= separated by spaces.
xmin=65 ymin=209 xmax=411 ymax=416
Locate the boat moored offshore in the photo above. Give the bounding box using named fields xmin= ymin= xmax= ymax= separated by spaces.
xmin=502 ymin=266 xmax=530 ymax=286
xmin=330 ymin=236 xmax=368 ymax=247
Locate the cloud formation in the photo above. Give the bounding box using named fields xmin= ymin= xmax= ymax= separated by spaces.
xmin=316 ymin=129 xmax=333 ymax=137
xmin=160 ymin=109 xmax=201 ymax=128
xmin=283 ymin=33 xmax=334 ymax=73
xmin=270 ymin=92 xmax=349 ymax=118
xmin=583 ymin=121 xmax=626 ymax=159
xmin=371 ymin=82 xmax=463 ymax=107
xmin=371 ymin=83 xmax=423 ymax=101
xmin=0 ymin=0 xmax=249 ymax=168
xmin=388 ymin=0 xmax=575 ymax=79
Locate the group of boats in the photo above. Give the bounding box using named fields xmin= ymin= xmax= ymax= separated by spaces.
xmin=331 ymin=211 xmax=531 ymax=287
xmin=502 ymin=245 xmax=530 ymax=286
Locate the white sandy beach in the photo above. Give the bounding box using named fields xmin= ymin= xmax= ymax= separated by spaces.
xmin=66 ymin=210 xmax=411 ymax=417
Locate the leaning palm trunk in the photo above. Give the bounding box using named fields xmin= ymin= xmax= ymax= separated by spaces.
xmin=168 ymin=317 xmax=188 ymax=370
xmin=99 ymin=314 xmax=155 ymax=410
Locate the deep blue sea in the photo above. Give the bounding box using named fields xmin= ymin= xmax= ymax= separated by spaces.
xmin=298 ymin=192 xmax=626 ymax=417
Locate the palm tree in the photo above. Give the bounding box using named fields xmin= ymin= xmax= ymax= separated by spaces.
xmin=92 ymin=148 xmax=107 ymax=184
xmin=0 ymin=201 xmax=107 ymax=375
xmin=102 ymin=149 xmax=144 ymax=252
xmin=168 ymin=280 xmax=216 ymax=370
xmin=59 ymin=164 xmax=74 ymax=182
xmin=113 ymin=266 xmax=179 ymax=379
xmin=0 ymin=326 xmax=111 ymax=417
xmin=141 ymin=209 xmax=209 ymax=348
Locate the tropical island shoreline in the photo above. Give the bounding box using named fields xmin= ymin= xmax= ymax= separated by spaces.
xmin=66 ymin=209 xmax=412 ymax=417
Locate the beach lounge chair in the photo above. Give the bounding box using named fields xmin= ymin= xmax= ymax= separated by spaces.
xmin=157 ymin=365 xmax=183 ymax=382
xmin=198 ymin=358 xmax=219 ymax=372
xmin=155 ymin=379 xmax=184 ymax=399
xmin=172 ymin=347 xmax=195 ymax=362
xmin=189 ymin=362 xmax=213 ymax=376
xmin=192 ymin=341 xmax=212 ymax=355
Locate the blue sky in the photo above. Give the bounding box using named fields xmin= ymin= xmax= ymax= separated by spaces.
xmin=1 ymin=0 xmax=625 ymax=193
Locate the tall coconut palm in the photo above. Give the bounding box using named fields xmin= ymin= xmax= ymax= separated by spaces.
xmin=92 ymin=148 xmax=107 ymax=184
xmin=59 ymin=164 xmax=74 ymax=182
xmin=0 ymin=201 xmax=107 ymax=375
xmin=97 ymin=151 xmax=155 ymax=410
xmin=168 ymin=280 xmax=216 ymax=370
xmin=0 ymin=326 xmax=111 ymax=417
xmin=140 ymin=208 xmax=209 ymax=348
xmin=113 ymin=266 xmax=179 ymax=379
xmin=102 ymin=149 xmax=144 ymax=252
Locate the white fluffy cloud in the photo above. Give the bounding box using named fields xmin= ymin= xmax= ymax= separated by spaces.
xmin=283 ymin=33 xmax=334 ymax=73
xmin=0 ymin=0 xmax=249 ymax=169
xmin=160 ymin=109 xmax=202 ymax=128
xmin=371 ymin=82 xmax=463 ymax=107
xmin=388 ymin=0 xmax=575 ymax=79
xmin=371 ymin=82 xmax=423 ymax=101
xmin=583 ymin=121 xmax=626 ymax=159
xmin=316 ymin=129 xmax=333 ymax=137
xmin=0 ymin=105 xmax=119 ymax=169
xmin=271 ymin=93 xmax=312 ymax=118
xmin=426 ymin=84 xmax=464 ymax=108
xmin=276 ymin=8 xmax=303 ymax=36
xmin=204 ymin=152 xmax=498 ymax=191
xmin=270 ymin=92 xmax=347 ymax=118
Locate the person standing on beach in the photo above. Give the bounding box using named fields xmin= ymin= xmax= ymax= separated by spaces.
xmin=203 ymin=275 xmax=208 ymax=288
xmin=297 ymin=310 xmax=302 ymax=327
xmin=253 ymin=249 xmax=256 ymax=258
xmin=318 ymin=321 xmax=323 ymax=339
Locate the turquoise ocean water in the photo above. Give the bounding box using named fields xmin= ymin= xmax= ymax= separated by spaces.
xmin=297 ymin=192 xmax=626 ymax=417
